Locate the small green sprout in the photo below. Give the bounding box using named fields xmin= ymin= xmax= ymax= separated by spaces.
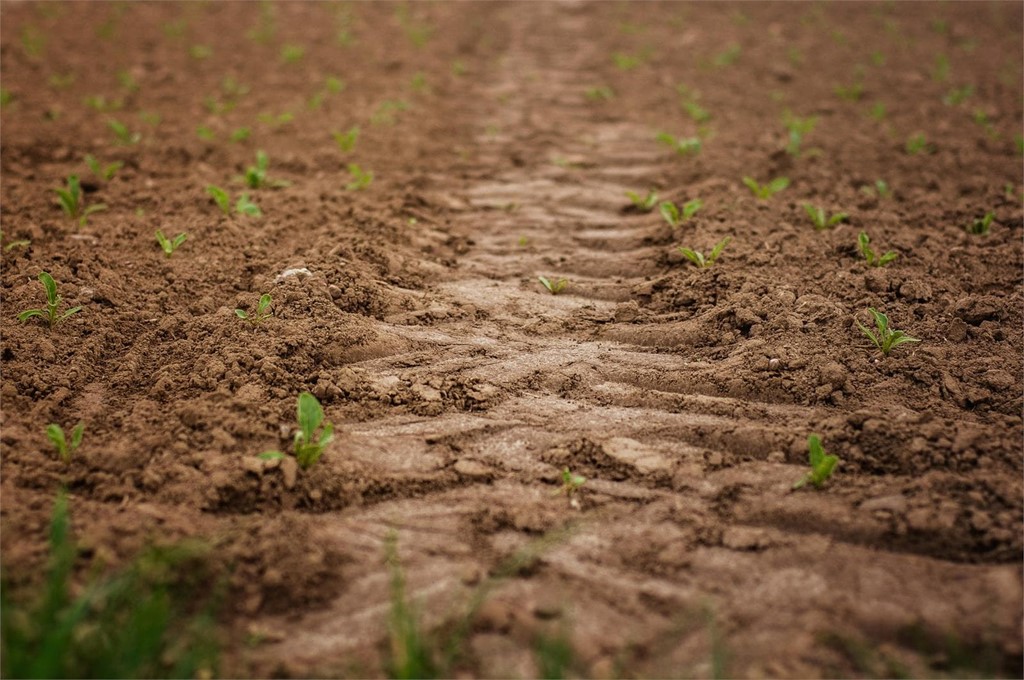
xmin=856 ymin=308 xmax=919 ymax=356
xmin=677 ymin=85 xmax=711 ymax=123
xmin=1 ymin=229 xmax=31 ymax=251
xmin=48 ymin=73 xmax=75 ymax=89
xmin=625 ymin=189 xmax=658 ymax=212
xmin=54 ymin=175 xmax=106 ymax=225
xmin=84 ymin=95 xmax=122 ymax=112
xmin=107 ymin=118 xmax=140 ymax=144
xmin=46 ymin=422 xmax=84 ymax=463
xmin=783 ymin=112 xmax=818 ymax=156
xmin=792 ymin=435 xmax=838 ymax=490
xmin=584 ymin=85 xmax=614 ymax=101
xmin=857 ymin=232 xmax=898 ymax=267
xmin=905 ymin=133 xmax=934 ymax=155
xmin=712 ymin=43 xmax=741 ymax=67
xmin=84 ymin=154 xmax=122 ymax=181
xmin=932 ymin=54 xmax=950 ymax=82
xmin=803 ymin=204 xmax=848 ymax=230
xmin=612 ymin=51 xmax=643 ymax=70
xmin=834 ymin=80 xmax=864 ymax=102
xmin=677 ymin=237 xmax=730 ymax=269
xmin=230 ymin=127 xmax=251 ymax=143
xmin=235 ymin=193 xmax=262 ymax=218
xmin=243 ymin=150 xmax=290 ymax=189
xmin=222 ymin=76 xmax=250 ymax=98
xmin=280 ymin=44 xmax=305 ymax=64
xmin=116 ymin=69 xmax=138 ymax=93
xmin=656 ymin=132 xmax=702 ymax=156
xmin=155 ymin=230 xmax=187 ymax=258
xmin=257 ymin=111 xmax=295 ymax=127
xmin=236 ymin=294 xmax=273 ymax=324
xmin=346 ymin=163 xmax=374 ymax=190
xmin=189 ymin=44 xmax=212 ymax=60
xmin=554 ymin=467 xmax=586 ymax=499
xmin=0 ymin=87 xmax=14 ymax=108
xmin=206 ymin=185 xmax=231 ymax=215
xmin=538 ymin=276 xmax=568 ymax=294
xmin=196 ymin=125 xmax=215 ymax=141
xmin=659 ymin=199 xmax=702 ymax=228
xmin=332 ymin=126 xmax=360 ymax=153
xmin=868 ymin=102 xmax=886 ymax=121
xmin=943 ymin=84 xmax=973 ymax=106
xmin=371 ymin=99 xmax=410 ymax=125
xmin=17 ymin=272 xmax=81 ymax=328
xmin=966 ymin=212 xmax=993 ymax=235
xmin=137 ymin=110 xmax=161 ymax=126
xmin=743 ymin=176 xmax=790 ymax=200
xmin=262 ymin=392 xmax=334 ymax=469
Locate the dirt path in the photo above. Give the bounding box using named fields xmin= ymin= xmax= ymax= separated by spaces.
xmin=1 ymin=2 xmax=1021 ymax=677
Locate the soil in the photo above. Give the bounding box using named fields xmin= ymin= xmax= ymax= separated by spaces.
xmin=1 ymin=1 xmax=1022 ymax=677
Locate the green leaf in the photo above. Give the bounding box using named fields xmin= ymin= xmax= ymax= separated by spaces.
xmin=296 ymin=392 xmax=324 ymax=445
xmin=768 ymin=177 xmax=790 ymax=194
xmin=39 ymin=272 xmax=58 ymax=304
xmin=46 ymin=424 xmax=67 ymax=457
xmin=678 ymin=247 xmax=703 ymax=267
xmin=707 ymin=237 xmax=731 ymax=265
xmin=172 ymin=233 xmax=188 ymax=249
xmin=257 ymin=294 xmax=272 ymax=314
xmin=17 ymin=309 xmax=44 ymax=322
xmin=58 ymin=306 xmax=82 ymax=322
xmin=235 ymin=309 xmax=249 ymax=319
xmin=807 ymin=435 xmax=824 ymax=467
xmin=659 ymin=201 xmax=680 ymax=227
xmin=742 ymin=177 xmax=759 ymax=193
xmin=259 ymin=451 xmax=285 ymax=460
xmin=206 ymin=185 xmax=230 ymax=215
xmin=878 ymin=251 xmax=898 ymax=265
xmin=69 ymin=422 xmax=84 ymax=449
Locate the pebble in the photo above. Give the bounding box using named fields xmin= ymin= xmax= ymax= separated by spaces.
xmin=275 ymin=267 xmax=312 ymax=283
xmin=280 ymin=457 xmax=298 ymax=490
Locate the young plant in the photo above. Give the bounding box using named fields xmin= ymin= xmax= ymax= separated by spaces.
xmin=206 ymin=185 xmax=231 ymax=215
xmin=803 ymin=204 xmax=848 ymax=230
xmin=905 ymin=133 xmax=934 ymax=155
xmin=554 ymin=467 xmax=586 ymax=502
xmin=538 ymin=276 xmax=568 ymax=294
xmin=659 ymin=199 xmax=702 ymax=228
xmin=54 ymin=175 xmax=106 ymax=226
xmin=84 ymin=154 xmax=122 ymax=181
xmin=857 ymin=232 xmax=898 ymax=267
xmin=856 ymin=307 xmax=919 ymax=356
xmin=262 ymin=392 xmax=334 ymax=469
xmin=346 ymin=163 xmax=373 ymax=190
xmin=834 ymin=80 xmax=864 ymax=101
xmin=584 ymin=85 xmax=614 ymax=101
xmin=656 ymin=132 xmax=702 ymax=156
xmin=17 ymin=272 xmax=82 ymax=328
xmin=155 ymin=230 xmax=187 ymax=258
xmin=966 ymin=212 xmax=993 ymax=235
xmin=0 ymin=229 xmax=31 ymax=251
xmin=46 ymin=422 xmax=83 ymax=463
xmin=107 ymin=118 xmax=140 ymax=144
xmin=332 ymin=126 xmax=360 ymax=152
xmin=677 ymin=237 xmax=730 ymax=269
xmin=783 ymin=112 xmax=817 ymax=156
xmin=625 ymin=189 xmax=658 ymax=212
xmin=234 ymin=193 xmax=262 ymax=217
xmin=242 ymin=150 xmax=289 ymax=189
xmin=235 ymin=293 xmax=272 ymax=324
xmin=743 ymin=176 xmax=790 ymax=200
xmin=792 ymin=435 xmax=839 ymax=490
xmin=230 ymin=127 xmax=251 ymax=143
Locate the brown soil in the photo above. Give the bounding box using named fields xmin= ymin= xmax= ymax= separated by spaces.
xmin=2 ymin=1 xmax=1022 ymax=677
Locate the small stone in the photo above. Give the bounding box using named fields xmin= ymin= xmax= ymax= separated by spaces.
xmin=280 ymin=457 xmax=298 ymax=490
xmin=898 ymin=279 xmax=932 ymax=302
xmin=308 ymin=489 xmax=323 ymax=502
xmin=275 ymin=267 xmax=312 ymax=283
xmin=328 ymin=284 xmax=344 ymax=299
xmin=454 ymin=459 xmax=493 ymax=480
xmin=768 ymin=358 xmax=781 ymax=371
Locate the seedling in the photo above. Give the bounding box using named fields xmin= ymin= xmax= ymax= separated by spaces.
xmin=868 ymin=102 xmax=887 ymax=121
xmin=584 ymin=85 xmax=614 ymax=101
xmin=856 ymin=307 xmax=919 ymax=355
xmin=235 ymin=293 xmax=273 ymax=324
xmin=206 ymin=185 xmax=230 ymax=215
xmin=857 ymin=232 xmax=898 ymax=267
xmin=17 ymin=272 xmax=82 ymax=328
xmin=107 ymin=118 xmax=140 ymax=144
xmin=966 ymin=212 xmax=993 ymax=235
xmin=659 ymin=199 xmax=702 ymax=227
xmin=656 ymin=132 xmax=702 ymax=156
xmin=189 ymin=44 xmax=212 ymax=60
xmin=743 ymin=176 xmax=790 ymax=200
xmin=677 ymin=237 xmax=730 ymax=269
xmin=46 ymin=422 xmax=84 ymax=463
xmin=155 ymin=230 xmax=187 ymax=257
xmin=230 ymin=127 xmax=251 ymax=143
xmin=905 ymin=133 xmax=934 ymax=155
xmin=612 ymin=52 xmax=643 ymax=70
xmin=371 ymin=99 xmax=410 ymax=125
xmin=0 ymin=229 xmax=30 ymax=251
xmin=262 ymin=392 xmax=334 ymax=469
xmin=84 ymin=154 xmax=122 ymax=181
xmin=943 ymin=84 xmax=973 ymax=106
xmin=625 ymin=189 xmax=658 ymax=212
xmin=554 ymin=467 xmax=586 ymax=502
xmin=538 ymin=276 xmax=568 ymax=294
xmin=804 ymin=204 xmax=848 ymax=230
xmin=792 ymin=435 xmax=839 ymax=490
xmin=346 ymin=163 xmax=374 ymax=190
xmin=332 ymin=126 xmax=359 ymax=152
xmin=932 ymin=54 xmax=950 ymax=82
xmin=280 ymin=44 xmax=304 ymax=64
xmin=783 ymin=112 xmax=817 ymax=156
xmin=196 ymin=125 xmax=215 ymax=141
xmin=54 ymin=175 xmax=106 ymax=226
xmin=712 ymin=43 xmax=741 ymax=67
xmin=235 ymin=193 xmax=262 ymax=217
xmin=242 ymin=150 xmax=290 ymax=189
xmin=834 ymin=80 xmax=864 ymax=101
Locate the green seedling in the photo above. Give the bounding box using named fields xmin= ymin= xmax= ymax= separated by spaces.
xmin=371 ymin=99 xmax=410 ymax=126
xmin=868 ymin=102 xmax=887 ymax=121
xmin=966 ymin=212 xmax=993 ymax=235
xmin=656 ymin=132 xmax=702 ymax=156
xmin=613 ymin=51 xmax=643 ymax=70
xmin=659 ymin=199 xmax=702 ymax=227
xmin=107 ymin=118 xmax=140 ymax=144
xmin=677 ymin=86 xmax=712 ymax=123
xmin=116 ymin=69 xmax=138 ymax=93
xmin=263 ymin=392 xmax=334 ymax=469
xmin=1 ymin=229 xmax=31 ymax=251
xmin=554 ymin=467 xmax=586 ymax=500
xmin=155 ymin=230 xmax=187 ymax=257
xmin=943 ymin=84 xmax=973 ymax=106
xmin=858 ymin=179 xmax=892 ymax=199
xmin=346 ymin=163 xmax=374 ymax=190
xmin=280 ymin=44 xmax=305 ymax=63
xmin=538 ymin=276 xmax=568 ymax=294
xmin=792 ymin=435 xmax=839 ymax=490
xmin=46 ymin=422 xmax=83 ymax=463
xmin=222 ymin=76 xmax=250 ymax=99
xmin=804 ymin=204 xmax=848 ymax=230
xmin=196 ymin=125 xmax=215 ymax=141
xmin=625 ymin=189 xmax=658 ymax=212
xmin=189 ymin=44 xmax=212 ymax=60
xmin=137 ymin=110 xmax=161 ymax=126
xmin=857 ymin=232 xmax=898 ymax=267
xmin=257 ymin=111 xmax=294 ymax=127
xmin=331 ymin=126 xmax=360 ymax=154
xmin=783 ymin=112 xmax=817 ymax=156
xmin=48 ymin=73 xmax=75 ymax=89
xmin=17 ymin=272 xmax=82 ymax=328
xmin=677 ymin=237 xmax=730 ymax=269
xmin=235 ymin=193 xmax=262 ymax=217
xmin=932 ymin=54 xmax=950 ymax=82
xmin=0 ymin=88 xmax=13 ymax=108
xmin=857 ymin=307 xmax=919 ymax=355
xmin=905 ymin=133 xmax=934 ymax=155
xmin=206 ymin=185 xmax=230 ymax=215
xmin=242 ymin=150 xmax=290 ymax=189
xmin=230 ymin=127 xmax=251 ymax=143
xmin=84 ymin=154 xmax=122 ymax=181
xmin=743 ymin=176 xmax=790 ymax=200
xmin=834 ymin=80 xmax=864 ymax=102
xmin=712 ymin=43 xmax=741 ymax=67
xmin=1015 ymin=134 xmax=1024 ymax=155
xmin=54 ymin=175 xmax=107 ymax=225
xmin=235 ymin=294 xmax=272 ymax=324
xmin=84 ymin=95 xmax=122 ymax=112
xmin=584 ymin=85 xmax=614 ymax=101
